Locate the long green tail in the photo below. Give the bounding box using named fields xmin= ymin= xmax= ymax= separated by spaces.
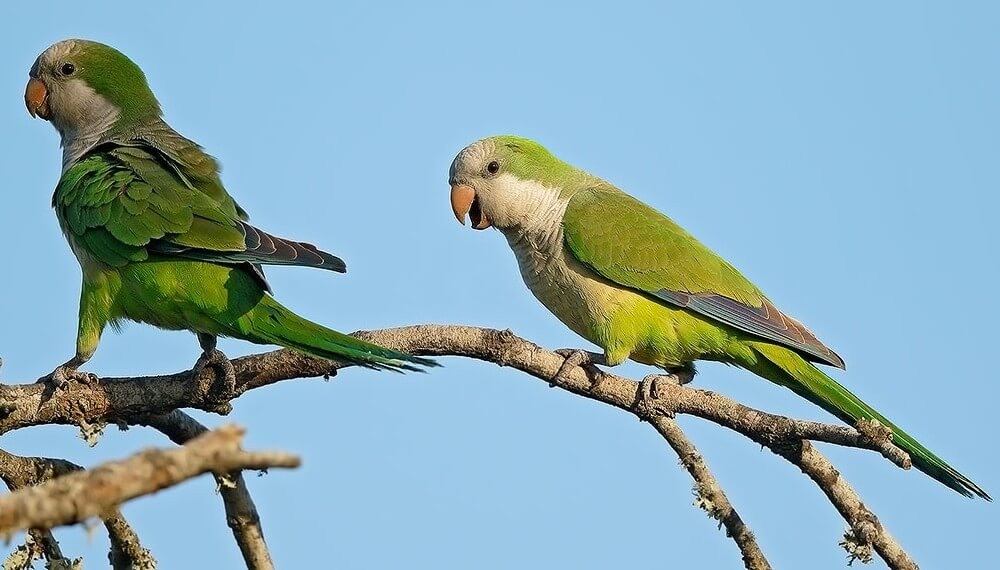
xmin=742 ymin=342 xmax=989 ymax=500
xmin=240 ymin=295 xmax=438 ymax=372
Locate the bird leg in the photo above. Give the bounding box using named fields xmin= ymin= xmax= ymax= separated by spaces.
xmin=192 ymin=333 xmax=237 ymax=412
xmin=634 ymin=363 xmax=696 ymax=419
xmin=551 ymin=349 xmax=609 ymax=391
xmin=37 ymin=355 xmax=96 ymax=389
xmin=664 ymin=363 xmax=697 ymax=385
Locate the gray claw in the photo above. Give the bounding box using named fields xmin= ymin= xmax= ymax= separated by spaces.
xmin=635 ymin=371 xmax=691 ymax=420
xmin=193 ymin=348 xmax=238 ymax=410
xmin=551 ymin=348 xmax=608 ymax=391
xmin=37 ymin=366 xmax=97 ymax=389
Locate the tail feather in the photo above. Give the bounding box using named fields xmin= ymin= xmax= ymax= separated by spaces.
xmin=242 ymin=296 xmax=438 ymax=372
xmin=744 ymin=342 xmax=989 ymax=500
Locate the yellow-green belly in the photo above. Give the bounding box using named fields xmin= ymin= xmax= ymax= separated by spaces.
xmin=513 ymin=241 xmax=737 ymax=368
xmin=84 ymin=257 xmax=262 ymax=336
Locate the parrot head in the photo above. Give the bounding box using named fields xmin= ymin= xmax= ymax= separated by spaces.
xmin=25 ymin=39 xmax=160 ymax=138
xmin=449 ymin=136 xmax=582 ymax=231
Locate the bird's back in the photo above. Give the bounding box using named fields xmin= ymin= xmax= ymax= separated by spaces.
xmin=105 ymin=119 xmax=248 ymax=220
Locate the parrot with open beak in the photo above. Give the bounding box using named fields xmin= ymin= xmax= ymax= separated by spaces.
xmin=448 ymin=135 xmax=988 ymax=500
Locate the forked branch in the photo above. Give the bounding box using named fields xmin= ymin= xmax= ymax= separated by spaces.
xmin=0 ymin=425 xmax=299 ymax=539
xmin=0 ymin=325 xmax=923 ymax=568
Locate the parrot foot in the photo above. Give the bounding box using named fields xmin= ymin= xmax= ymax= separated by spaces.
xmin=664 ymin=363 xmax=697 ymax=385
xmin=36 ymin=365 xmax=97 ymax=389
xmin=192 ymin=347 xmax=237 ymax=414
xmin=635 ymin=374 xmax=672 ymax=419
xmin=551 ymin=349 xmax=609 ymax=391
xmin=634 ymin=367 xmax=694 ymax=419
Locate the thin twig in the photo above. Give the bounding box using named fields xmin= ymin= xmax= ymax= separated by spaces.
xmin=2 ymin=529 xmax=79 ymax=570
xmin=647 ymin=415 xmax=771 ymax=570
xmin=359 ymin=325 xmax=919 ymax=568
xmin=773 ymin=440 xmax=919 ymax=570
xmin=139 ymin=411 xmax=274 ymax=570
xmin=105 ymin=514 xmax=156 ymax=570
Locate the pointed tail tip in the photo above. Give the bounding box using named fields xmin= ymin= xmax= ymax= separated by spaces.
xmin=963 ymin=481 xmax=992 ymax=501
xmin=383 ymin=353 xmax=441 ymax=373
xmin=958 ymin=486 xmax=992 ymax=501
xmin=939 ymin=466 xmax=991 ymax=501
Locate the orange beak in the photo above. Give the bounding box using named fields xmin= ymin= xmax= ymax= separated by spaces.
xmin=25 ymin=77 xmax=50 ymax=120
xmin=450 ymin=184 xmax=491 ymax=230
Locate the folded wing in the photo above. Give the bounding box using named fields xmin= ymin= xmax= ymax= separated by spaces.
xmin=562 ymin=186 xmax=844 ymax=369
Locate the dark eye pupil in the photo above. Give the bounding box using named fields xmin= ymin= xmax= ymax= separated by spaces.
xmin=487 ymin=161 xmax=500 ymax=174
xmin=61 ymin=63 xmax=75 ymax=75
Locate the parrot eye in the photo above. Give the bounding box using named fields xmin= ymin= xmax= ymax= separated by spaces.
xmin=60 ymin=63 xmax=76 ymax=75
xmin=485 ymin=161 xmax=501 ymax=175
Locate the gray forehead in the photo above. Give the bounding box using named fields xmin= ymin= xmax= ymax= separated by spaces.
xmin=451 ymin=138 xmax=496 ymax=174
xmin=32 ymin=40 xmax=80 ymax=74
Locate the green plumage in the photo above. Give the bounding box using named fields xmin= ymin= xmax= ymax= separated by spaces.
xmin=565 ymin=187 xmax=762 ymax=303
xmin=55 ymin=142 xmax=431 ymax=371
xmin=564 ymin=186 xmax=845 ymax=368
xmin=32 ymin=39 xmax=433 ymax=375
xmin=451 ymin=135 xmax=988 ymax=500
xmin=741 ymin=342 xmax=980 ymax=499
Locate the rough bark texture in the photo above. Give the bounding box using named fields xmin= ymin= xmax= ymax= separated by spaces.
xmin=139 ymin=411 xmax=275 ymax=570
xmin=0 ymin=425 xmax=298 ymax=537
xmin=0 ymin=325 xmax=926 ymax=569
xmin=0 ymin=448 xmax=152 ymax=569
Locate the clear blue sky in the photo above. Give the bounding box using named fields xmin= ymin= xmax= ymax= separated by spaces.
xmin=1 ymin=2 xmax=996 ymax=568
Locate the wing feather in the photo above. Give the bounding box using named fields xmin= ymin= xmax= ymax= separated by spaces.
xmin=563 ymin=186 xmax=844 ymax=369
xmin=55 ymin=146 xmax=347 ymax=281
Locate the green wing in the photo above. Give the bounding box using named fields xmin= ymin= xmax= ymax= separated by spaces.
xmin=563 ymin=186 xmax=845 ymax=369
xmin=127 ymin=120 xmax=250 ymax=221
xmin=54 ymin=146 xmax=345 ymax=280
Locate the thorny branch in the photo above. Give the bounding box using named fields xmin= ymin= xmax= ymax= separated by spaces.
xmin=0 ymin=325 xmax=927 ymax=568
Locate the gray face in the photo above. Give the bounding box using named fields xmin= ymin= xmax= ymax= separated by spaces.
xmin=28 ymin=40 xmax=120 ymax=143
xmin=449 ymin=138 xmax=496 ymax=187
xmin=448 ymin=138 xmax=523 ymax=229
xmin=449 ymin=139 xmax=505 ymax=230
xmin=449 ymin=138 xmax=564 ymax=233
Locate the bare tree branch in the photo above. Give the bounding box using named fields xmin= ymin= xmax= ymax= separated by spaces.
xmin=646 ymin=414 xmax=771 ymax=570
xmin=2 ymin=529 xmax=80 ymax=570
xmin=1 ymin=529 xmax=79 ymax=570
xmin=361 ymin=326 xmax=919 ymax=569
xmin=0 ymin=447 xmax=155 ymax=570
xmin=0 ymin=325 xmax=925 ymax=568
xmin=773 ymin=440 xmax=918 ymax=570
xmin=0 ymin=425 xmax=299 ymax=538
xmin=0 ymin=326 xmax=912 ymax=462
xmin=105 ymin=514 xmax=156 ymax=570
xmin=0 ymin=449 xmax=82 ymax=488
xmin=138 ymin=411 xmax=274 ymax=570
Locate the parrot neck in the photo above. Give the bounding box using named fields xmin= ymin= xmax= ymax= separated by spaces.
xmin=56 ymin=96 xmax=122 ymax=172
xmin=60 ymin=115 xmax=173 ymax=172
xmin=496 ymin=180 xmax=569 ymax=272
xmin=488 ymin=175 xmax=568 ymax=233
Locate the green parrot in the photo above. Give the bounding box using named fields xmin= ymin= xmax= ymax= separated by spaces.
xmin=24 ymin=39 xmax=435 ymax=386
xmin=448 ymin=135 xmax=988 ymax=500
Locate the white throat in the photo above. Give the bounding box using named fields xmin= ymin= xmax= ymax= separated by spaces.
xmin=52 ymin=79 xmax=121 ymax=171
xmin=489 ymin=175 xmax=569 ymax=275
xmin=489 ymin=174 xmax=566 ymax=234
